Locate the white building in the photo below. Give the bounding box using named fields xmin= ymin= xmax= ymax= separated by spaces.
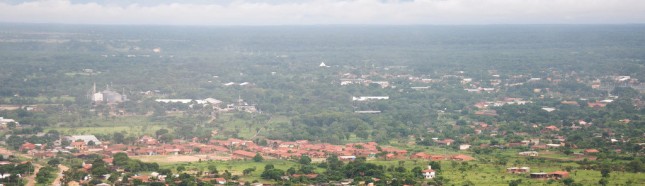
xmin=352 ymin=96 xmax=389 ymax=101
xmin=421 ymin=166 xmax=436 ymax=179
xmin=66 ymin=135 xmax=102 ymax=145
xmin=0 ymin=117 xmax=17 ymax=125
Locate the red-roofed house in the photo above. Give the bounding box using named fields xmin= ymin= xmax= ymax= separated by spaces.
xmin=233 ymin=150 xmax=256 ymax=159
xmin=545 ymin=125 xmax=559 ymax=131
xmin=20 ymin=142 xmax=36 ymax=151
xmin=451 ymin=154 xmax=475 ymax=161
xmin=583 ymin=149 xmax=599 ymax=155
xmin=410 ymin=152 xmax=431 ymax=159
xmin=214 ymin=178 xmax=226 ymax=184
xmin=421 ymin=166 xmax=436 ymax=179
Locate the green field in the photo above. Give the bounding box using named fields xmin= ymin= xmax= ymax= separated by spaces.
xmin=46 ymin=116 xmax=169 ymax=136
xmin=161 ymin=159 xmax=320 ymax=184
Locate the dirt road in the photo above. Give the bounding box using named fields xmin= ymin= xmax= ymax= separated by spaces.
xmin=25 ymin=164 xmax=42 ymax=186
xmin=51 ymin=164 xmax=70 ymax=186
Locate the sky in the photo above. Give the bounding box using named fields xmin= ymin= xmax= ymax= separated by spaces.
xmin=1 ymin=0 xmax=644 ymax=25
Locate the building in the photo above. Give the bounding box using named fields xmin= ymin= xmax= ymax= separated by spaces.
xmin=66 ymin=135 xmax=102 ymax=145
xmin=0 ymin=117 xmax=18 ymax=127
xmin=518 ymin=151 xmax=539 ymax=157
xmin=90 ymin=83 xmax=126 ymax=104
xmin=421 ymin=166 xmax=436 ymax=179
xmin=352 ymin=96 xmax=389 ymax=101
xmin=507 ymin=167 xmax=530 ymax=174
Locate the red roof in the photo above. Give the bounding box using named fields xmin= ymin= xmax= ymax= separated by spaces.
xmin=421 ymin=169 xmax=435 ymax=173
xmin=233 ymin=150 xmax=256 ymax=158
xmin=584 ymin=149 xmax=599 ymax=153
xmin=549 ymin=171 xmax=569 ymax=177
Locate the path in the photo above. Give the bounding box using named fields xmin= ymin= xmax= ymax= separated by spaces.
xmin=25 ymin=164 xmax=42 ymax=186
xmin=51 ymin=164 xmax=70 ymax=186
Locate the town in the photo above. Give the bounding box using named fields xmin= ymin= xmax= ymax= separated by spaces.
xmin=0 ymin=24 xmax=644 ymax=186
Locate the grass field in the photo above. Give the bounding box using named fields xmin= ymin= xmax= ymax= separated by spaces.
xmin=151 ymin=157 xmax=645 ymax=185
xmin=161 ymin=159 xmax=317 ymax=183
xmin=46 ymin=116 xmax=169 ymax=136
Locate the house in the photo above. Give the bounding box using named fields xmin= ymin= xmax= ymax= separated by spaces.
xmin=541 ymin=107 xmax=556 ymax=112
xmin=588 ymin=101 xmax=607 ymax=108
xmin=421 ymin=166 xmax=436 ymax=179
xmin=544 ymin=125 xmax=559 ymax=131
xmin=436 ymin=139 xmax=455 ymax=146
xmin=352 ymin=96 xmax=389 ymax=101
xmin=549 ymin=171 xmax=569 ymax=179
xmin=215 ymin=177 xmax=227 ymax=184
xmin=71 ymin=141 xmax=86 ymax=150
xmin=20 ymin=142 xmax=37 ymax=151
xmin=139 ymin=136 xmax=158 ymax=145
xmin=518 ymin=151 xmax=539 ymax=157
xmin=451 ymin=154 xmax=475 ymax=161
xmin=0 ymin=117 xmax=18 ymax=126
xmin=232 ymin=150 xmax=256 ymax=159
xmin=459 ymin=144 xmax=471 ymax=150
xmin=506 ymin=167 xmax=530 ymax=174
xmin=474 ymin=110 xmax=498 ymax=116
xmin=410 ymin=152 xmax=431 ymax=159
xmin=583 ymin=149 xmax=600 ymax=155
xmin=530 ymin=172 xmax=548 ymax=179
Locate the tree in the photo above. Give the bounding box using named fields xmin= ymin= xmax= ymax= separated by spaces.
xmin=509 ymin=179 xmax=522 ymax=186
xmin=155 ymin=129 xmax=169 ymax=137
xmin=600 ymin=168 xmax=610 ymax=178
xmin=299 ymin=155 xmax=311 ymax=165
xmin=47 ymin=159 xmax=61 ymax=166
xmin=113 ymin=152 xmax=130 ymax=167
xmin=7 ymin=122 xmax=16 ymax=130
xmin=177 ymin=165 xmax=186 ymax=172
xmin=243 ymin=168 xmax=256 ymax=175
xmin=598 ymin=178 xmax=609 ymax=186
xmin=261 ymin=168 xmax=285 ymax=181
xmin=264 ymin=164 xmax=274 ymax=170
xmin=429 ymin=161 xmax=442 ymax=171
xmin=90 ymin=159 xmax=109 ymax=176
xmin=113 ymin=132 xmax=125 ymax=144
xmin=208 ymin=164 xmax=219 ymax=174
xmin=253 ymin=153 xmax=264 ymax=162
xmin=562 ymin=178 xmax=575 ymax=186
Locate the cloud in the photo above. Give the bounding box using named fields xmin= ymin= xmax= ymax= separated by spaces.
xmin=0 ymin=0 xmax=644 ymax=25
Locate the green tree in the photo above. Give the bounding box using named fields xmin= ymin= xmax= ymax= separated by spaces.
xmin=253 ymin=153 xmax=264 ymax=162
xmin=113 ymin=152 xmax=130 ymax=167
xmin=177 ymin=165 xmax=186 ymax=172
xmin=47 ymin=159 xmax=61 ymax=166
xmin=598 ymin=178 xmax=609 ymax=186
xmin=562 ymin=178 xmax=575 ymax=186
xmin=208 ymin=164 xmax=219 ymax=174
xmin=299 ymin=155 xmax=312 ymax=165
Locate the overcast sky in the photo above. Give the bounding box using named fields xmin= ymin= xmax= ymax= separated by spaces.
xmin=1 ymin=0 xmax=644 ymax=25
